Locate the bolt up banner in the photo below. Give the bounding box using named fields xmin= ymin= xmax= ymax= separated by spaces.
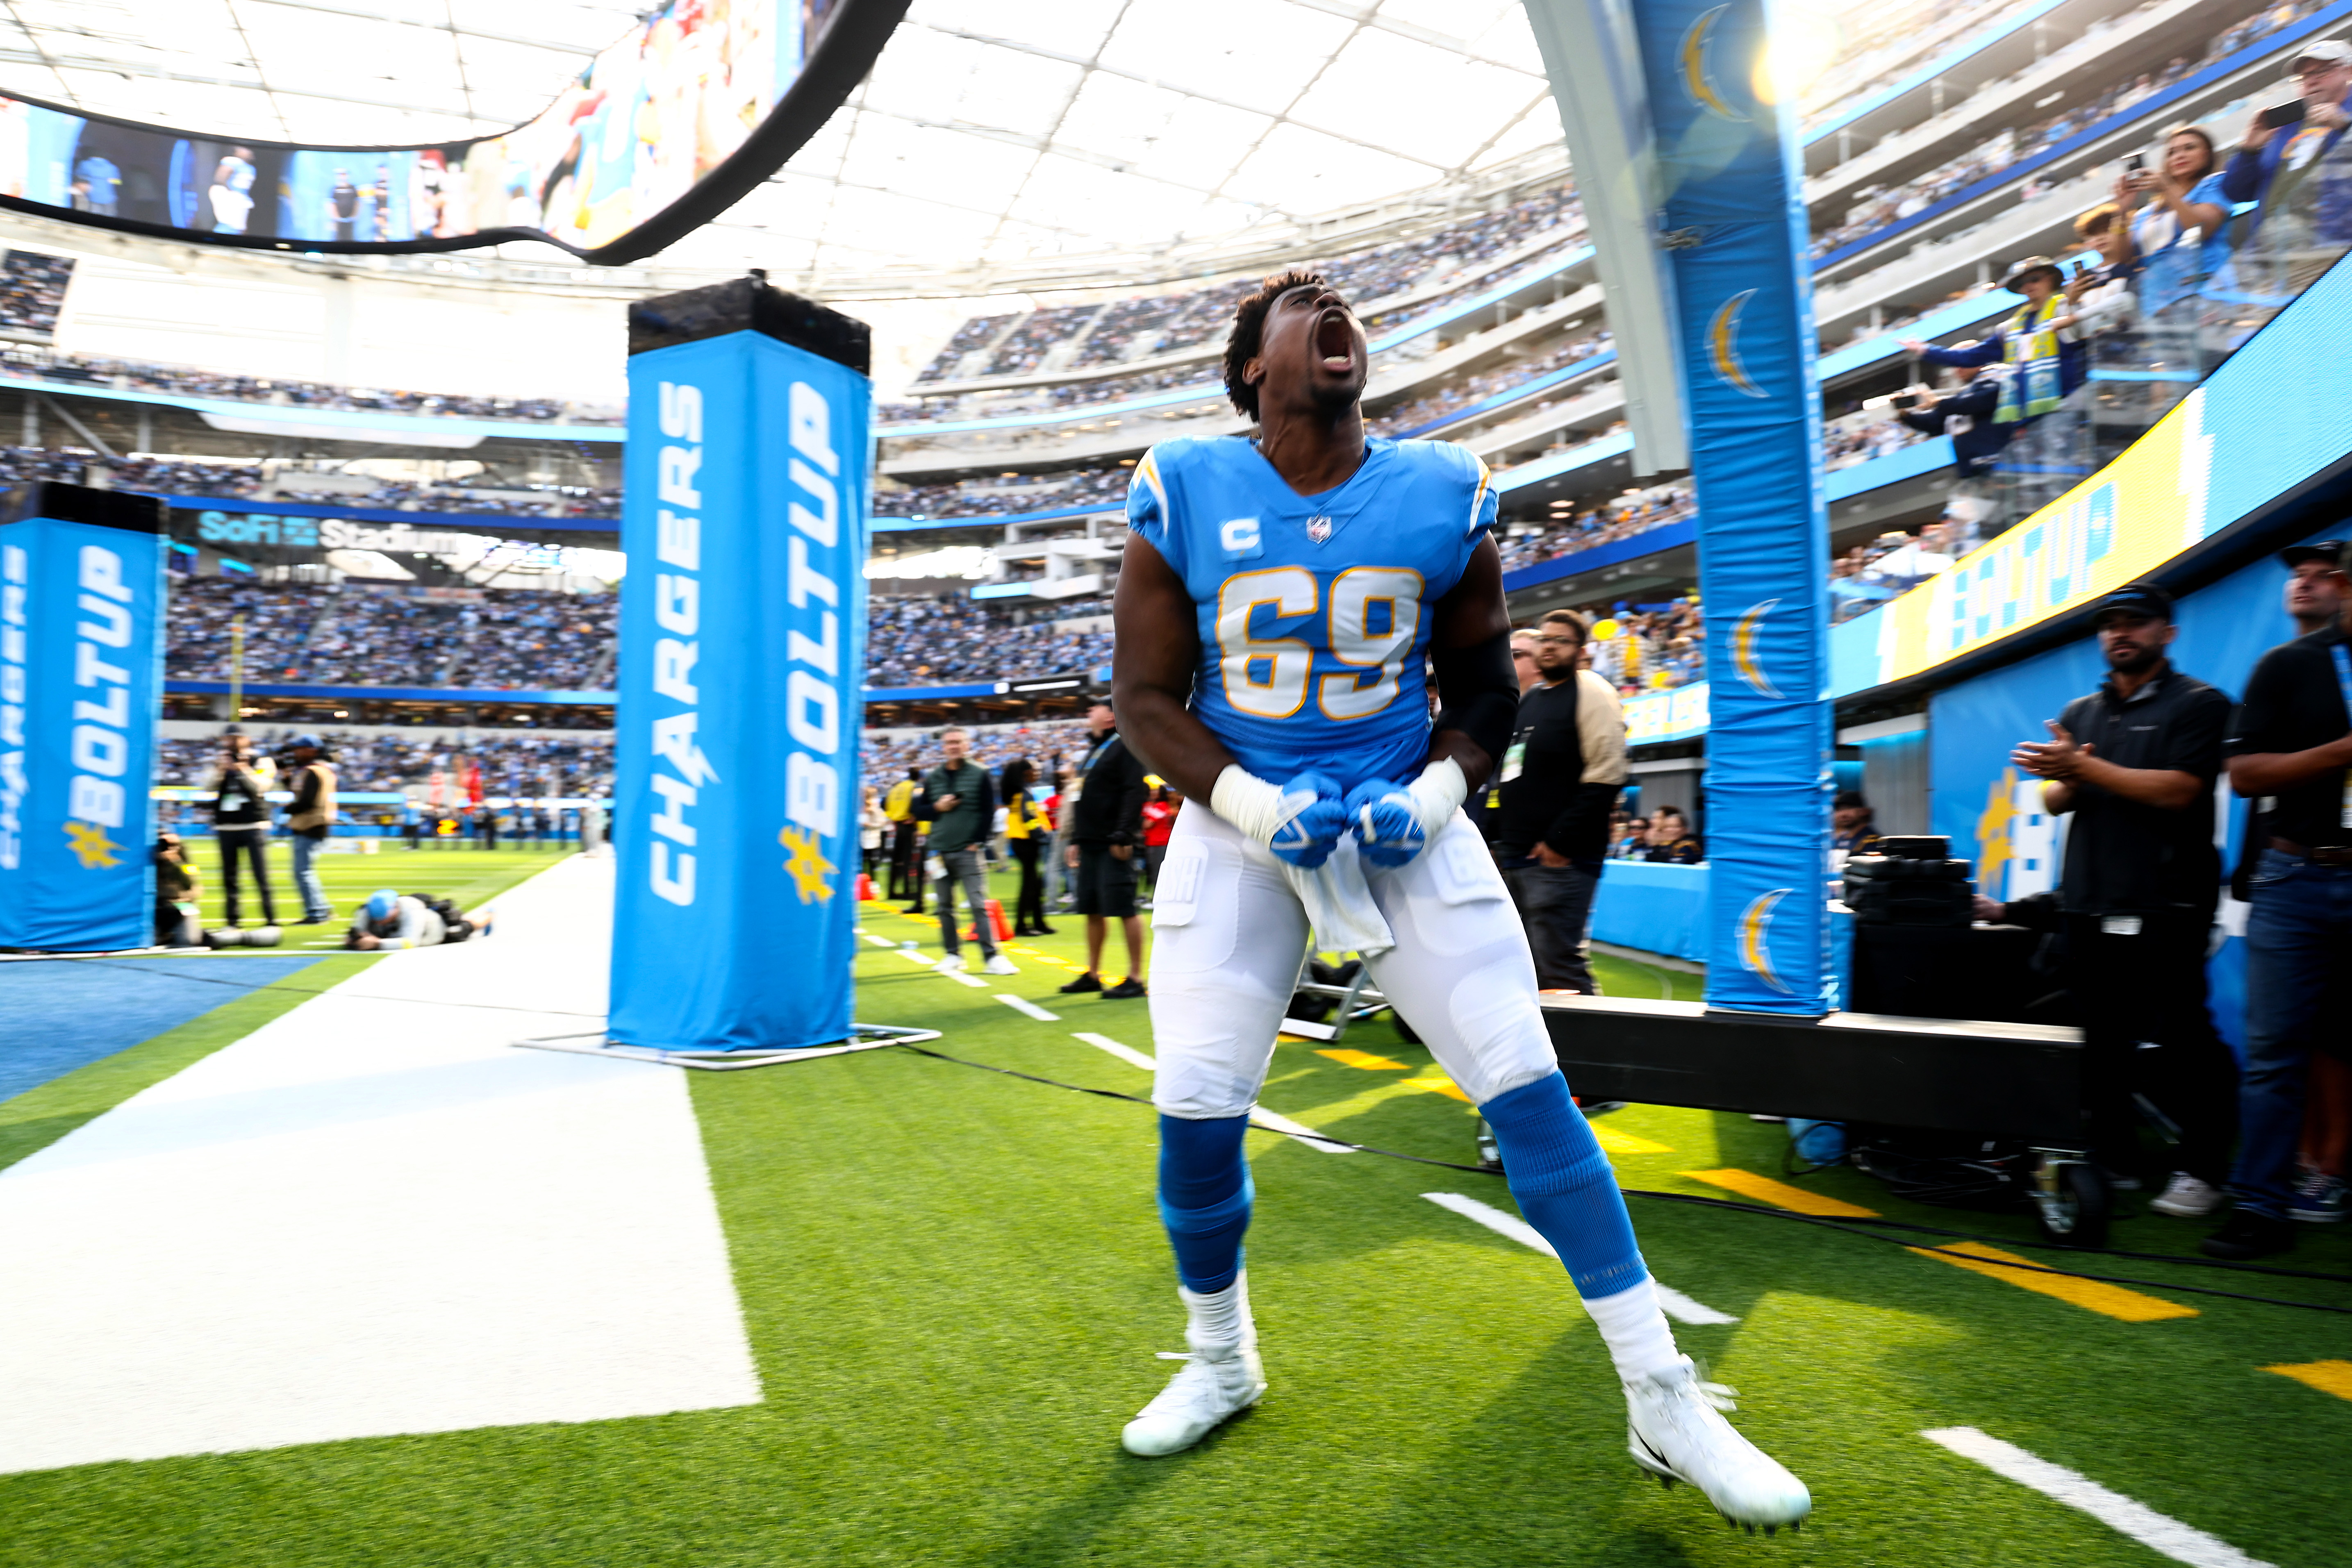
xmin=1629 ymin=0 xmax=1833 ymax=1013
xmin=611 ymin=280 xmax=872 ymax=1052
xmin=0 ymin=484 xmax=166 ymax=951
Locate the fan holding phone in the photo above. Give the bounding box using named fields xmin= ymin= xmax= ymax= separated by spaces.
xmin=2220 ymin=39 xmax=2352 ymax=244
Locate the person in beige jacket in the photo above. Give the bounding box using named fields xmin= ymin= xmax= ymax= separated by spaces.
xmin=1488 ymin=610 xmax=1629 ymax=994
xmin=283 ymin=734 xmax=339 ymax=924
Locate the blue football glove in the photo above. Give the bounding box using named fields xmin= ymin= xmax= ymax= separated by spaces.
xmin=1344 ymin=777 xmax=1428 ymax=868
xmin=1267 ymin=771 xmax=1349 ymax=868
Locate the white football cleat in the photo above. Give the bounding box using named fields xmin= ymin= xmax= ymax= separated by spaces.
xmin=982 ymin=954 xmax=1020 ymax=976
xmin=1121 ymin=1340 xmax=1264 ymax=1457
xmin=1625 ymin=1359 xmax=1811 ymax=1533
xmin=1121 ymin=1276 xmax=1265 ymax=1457
xmin=933 ymin=953 xmax=967 ymax=974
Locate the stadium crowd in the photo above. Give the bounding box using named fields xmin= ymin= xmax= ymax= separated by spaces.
xmin=878 ymin=467 xmax=1131 ymax=519
xmin=162 ymin=577 xmax=1112 ymax=693
xmin=0 ymin=250 xmax=74 ymax=339
xmin=865 ymin=596 xmax=1113 ymax=687
xmin=1807 ymin=0 xmax=2338 ymax=259
xmin=0 ymin=444 xmax=620 ymax=518
xmin=154 ymin=730 xmax=615 ymax=796
xmin=0 ymin=345 xmax=615 ymax=424
xmin=1370 ymin=328 xmax=1615 ymax=437
xmin=910 ymin=182 xmax=1585 ymax=384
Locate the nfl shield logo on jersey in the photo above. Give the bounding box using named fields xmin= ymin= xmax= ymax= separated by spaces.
xmin=1306 ymin=514 xmax=1333 ymax=543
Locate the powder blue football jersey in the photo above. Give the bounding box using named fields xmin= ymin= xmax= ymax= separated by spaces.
xmin=1126 ymin=434 xmax=1497 ymax=791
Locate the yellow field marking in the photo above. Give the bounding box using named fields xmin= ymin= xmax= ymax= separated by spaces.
xmin=1277 ymin=1033 xmax=1319 ymax=1043
xmin=1682 ymin=1168 xmax=1881 ymax=1217
xmin=1401 ymin=1073 xmax=1474 ymax=1102
xmin=1318 ymin=1048 xmax=1408 ymax=1070
xmin=1908 ymin=1241 xmax=2197 ymax=1322
xmin=1590 ymin=1125 xmax=1674 ymax=1155
xmin=2264 ymin=1360 xmax=2352 ymax=1401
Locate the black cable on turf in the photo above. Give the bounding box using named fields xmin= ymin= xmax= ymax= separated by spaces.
xmin=29 ymin=964 xmax=2352 ymax=1304
xmin=878 ymin=1045 xmax=2352 ymax=1313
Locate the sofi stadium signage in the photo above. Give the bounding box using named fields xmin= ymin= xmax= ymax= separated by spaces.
xmin=610 ymin=281 xmax=870 ymax=1053
xmin=0 ymin=0 xmax=907 ymax=265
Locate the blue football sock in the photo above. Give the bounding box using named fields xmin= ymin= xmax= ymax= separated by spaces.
xmin=1481 ymin=1072 xmax=1649 ymax=1299
xmin=1158 ymin=1113 xmax=1252 ymax=1293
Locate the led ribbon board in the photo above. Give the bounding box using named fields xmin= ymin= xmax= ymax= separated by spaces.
xmin=610 ymin=285 xmax=869 ymax=1052
xmin=1629 ymin=0 xmax=1834 ymax=1014
xmin=0 ymin=0 xmax=908 ymax=266
xmin=0 ymin=485 xmax=166 ymax=951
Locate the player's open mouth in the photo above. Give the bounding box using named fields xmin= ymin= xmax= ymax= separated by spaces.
xmin=1315 ymin=310 xmax=1354 ymax=372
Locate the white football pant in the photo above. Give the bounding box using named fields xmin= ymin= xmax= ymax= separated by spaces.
xmin=1148 ymin=805 xmax=1559 ymax=1119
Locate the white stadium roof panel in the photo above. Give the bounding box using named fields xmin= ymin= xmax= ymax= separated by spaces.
xmin=0 ymin=0 xmax=1570 ymax=281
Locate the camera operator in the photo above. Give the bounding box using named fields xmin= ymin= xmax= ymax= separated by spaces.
xmin=2011 ymin=582 xmax=2237 ymax=1221
xmin=1887 ymin=361 xmax=2008 ymax=479
xmin=207 ymin=729 xmax=277 ymax=929
xmin=346 ymin=889 xmax=445 ymax=951
xmin=153 ymin=830 xmax=199 ymax=947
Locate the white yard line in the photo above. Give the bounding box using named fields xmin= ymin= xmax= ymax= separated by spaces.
xmin=994 ymin=993 xmax=1060 ymax=1022
xmin=859 ymin=934 xmax=898 ymax=948
xmin=1247 ymin=1105 xmax=1356 ymax=1153
xmin=1921 ymin=1428 xmax=2276 ymax=1568
xmin=0 ymin=856 xmax=759 ymax=1477
xmin=939 ymin=969 xmax=989 ymax=989
xmin=893 ymin=948 xmax=937 ymax=967
xmin=1072 ymin=1032 xmax=1156 ymax=1070
xmin=1419 ymin=1191 xmax=1738 ymax=1325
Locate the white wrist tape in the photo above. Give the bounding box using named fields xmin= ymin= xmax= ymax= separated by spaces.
xmin=1210 ymin=764 xmax=1287 ymax=845
xmin=1403 ymin=757 xmax=1468 ymax=834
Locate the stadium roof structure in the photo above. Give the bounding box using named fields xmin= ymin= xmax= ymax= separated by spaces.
xmin=0 ymin=0 xmax=1572 ymax=296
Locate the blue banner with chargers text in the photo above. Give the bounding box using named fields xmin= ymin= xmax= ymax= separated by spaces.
xmin=0 ymin=513 xmax=163 ymax=950
xmin=1630 ymin=0 xmax=1833 ymax=1012
xmin=610 ymin=331 xmax=868 ymax=1050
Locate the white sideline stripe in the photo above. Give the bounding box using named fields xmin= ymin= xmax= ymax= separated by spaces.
xmin=0 ymin=856 xmax=760 ymax=1477
xmin=994 ymin=993 xmax=1060 ymax=1022
xmin=1072 ymin=1032 xmax=1156 ymax=1070
xmin=1921 ymin=1428 xmax=2277 ymax=1568
xmin=940 ymin=969 xmax=989 ymax=989
xmin=893 ymin=948 xmax=937 ymax=967
xmin=1419 ymin=1192 xmax=1738 ymax=1326
xmin=860 ymin=934 xmax=897 ymax=948
xmin=1247 ymin=1106 xmax=1356 ymax=1153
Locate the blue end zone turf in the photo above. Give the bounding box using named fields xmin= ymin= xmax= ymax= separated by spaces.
xmin=0 ymin=956 xmax=324 ymax=1103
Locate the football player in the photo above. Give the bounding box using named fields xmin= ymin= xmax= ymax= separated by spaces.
xmin=1109 ymin=271 xmax=1810 ymax=1531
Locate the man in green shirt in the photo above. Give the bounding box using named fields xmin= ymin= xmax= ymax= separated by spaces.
xmin=919 ymin=728 xmax=1019 ymax=975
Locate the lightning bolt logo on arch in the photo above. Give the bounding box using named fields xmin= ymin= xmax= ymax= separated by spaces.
xmin=1707 ymin=290 xmax=1768 ymax=399
xmin=1679 ymin=4 xmax=1748 ymax=122
xmin=1737 ymin=889 xmax=1794 ymax=994
xmin=1731 ymin=598 xmax=1783 ymax=698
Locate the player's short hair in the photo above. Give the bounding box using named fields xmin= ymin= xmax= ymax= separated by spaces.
xmin=1223 ymin=268 xmax=1333 ymax=423
xmin=1540 ymin=609 xmax=1589 ymax=644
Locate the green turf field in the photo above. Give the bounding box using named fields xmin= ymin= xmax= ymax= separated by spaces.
xmin=183 ymin=843 xmax=575 ymax=936
xmin=4 ymin=861 xmax=2347 ymax=1566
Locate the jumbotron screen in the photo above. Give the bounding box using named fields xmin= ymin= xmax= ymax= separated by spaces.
xmin=0 ymin=0 xmax=902 ymax=264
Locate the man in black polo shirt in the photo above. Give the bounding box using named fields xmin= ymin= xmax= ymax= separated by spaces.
xmin=2012 ymin=582 xmax=2237 ymax=1222
xmin=1062 ymin=700 xmax=1149 ymax=999
xmin=1492 ymin=610 xmax=1624 ymax=994
xmin=2209 ymin=542 xmax=2352 ymax=1257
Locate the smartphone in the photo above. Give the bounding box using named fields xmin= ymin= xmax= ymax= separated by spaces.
xmin=1891 ymin=392 xmax=1920 ymax=410
xmin=2124 ymin=152 xmax=2146 ymax=172
xmin=2258 ymin=98 xmax=2309 ymax=132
